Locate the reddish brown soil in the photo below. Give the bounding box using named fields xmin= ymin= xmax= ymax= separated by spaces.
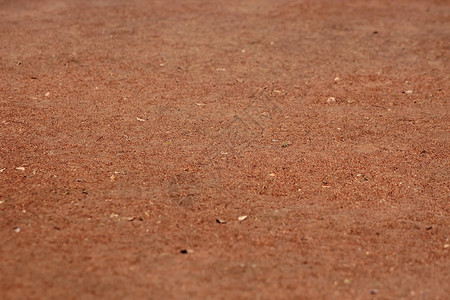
xmin=1 ymin=0 xmax=449 ymax=299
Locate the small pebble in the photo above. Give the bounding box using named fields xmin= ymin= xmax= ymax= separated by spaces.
xmin=180 ymin=249 xmax=194 ymax=254
xmin=238 ymin=215 xmax=248 ymax=221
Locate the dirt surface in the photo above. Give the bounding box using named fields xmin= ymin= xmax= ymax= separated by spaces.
xmin=1 ymin=0 xmax=449 ymax=299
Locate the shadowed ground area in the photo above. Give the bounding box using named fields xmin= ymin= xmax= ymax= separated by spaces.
xmin=0 ymin=0 xmax=449 ymax=298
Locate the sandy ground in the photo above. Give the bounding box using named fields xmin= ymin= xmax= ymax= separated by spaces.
xmin=0 ymin=0 xmax=449 ymax=299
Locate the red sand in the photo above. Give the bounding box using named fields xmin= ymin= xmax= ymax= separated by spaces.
xmin=1 ymin=0 xmax=449 ymax=298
